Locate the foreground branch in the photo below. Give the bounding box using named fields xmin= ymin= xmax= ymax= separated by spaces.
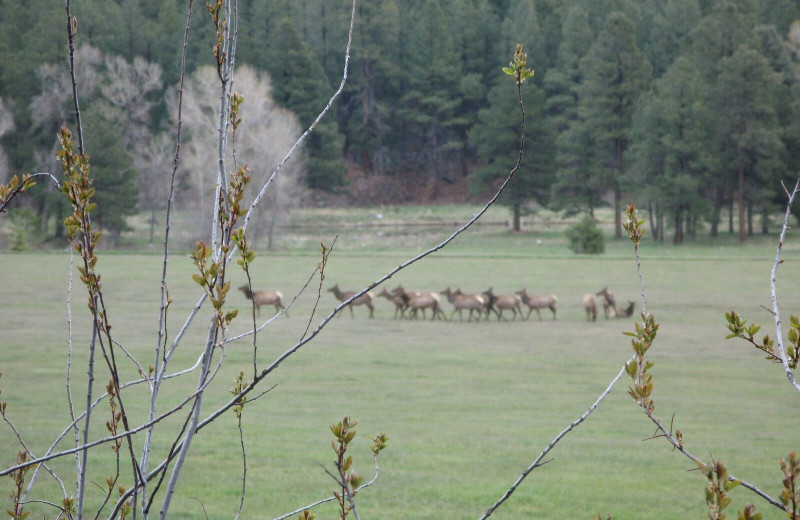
xmin=770 ymin=179 xmax=800 ymax=395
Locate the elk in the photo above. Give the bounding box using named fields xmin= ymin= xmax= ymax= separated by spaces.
xmin=582 ymin=293 xmax=597 ymax=322
xmin=596 ymin=287 xmax=616 ymax=319
xmin=378 ymin=288 xmax=408 ymax=319
xmin=393 ymin=286 xmax=445 ymax=321
xmin=612 ymin=301 xmax=635 ymax=319
xmin=482 ymin=288 xmax=521 ymax=321
xmin=408 ymin=292 xmax=447 ymax=321
xmin=515 ymin=288 xmax=557 ymax=321
xmin=328 ymin=284 xmax=375 ymax=319
xmin=392 ymin=284 xmax=422 ymax=300
xmin=440 ymin=287 xmax=485 ymax=322
xmin=238 ymin=285 xmax=287 ymax=317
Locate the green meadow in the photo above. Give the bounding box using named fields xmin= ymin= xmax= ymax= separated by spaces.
xmin=2 ymin=211 xmax=800 ymax=519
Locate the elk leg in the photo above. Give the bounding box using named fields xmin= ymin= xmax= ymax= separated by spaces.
xmin=536 ymin=308 xmax=542 ymax=321
xmin=551 ymin=306 xmax=557 ymax=321
xmin=349 ymin=305 xmax=354 ymax=319
xmin=525 ymin=307 xmax=533 ymax=320
xmin=368 ymin=303 xmax=374 ymax=319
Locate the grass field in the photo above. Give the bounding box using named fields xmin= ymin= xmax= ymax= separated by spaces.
xmin=3 ymin=212 xmax=800 ymax=519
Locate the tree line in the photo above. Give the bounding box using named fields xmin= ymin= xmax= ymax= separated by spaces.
xmin=0 ymin=0 xmax=799 ymax=243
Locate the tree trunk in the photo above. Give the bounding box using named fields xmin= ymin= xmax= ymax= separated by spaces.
xmin=648 ymin=202 xmax=658 ymax=242
xmin=267 ymin=209 xmax=277 ymax=251
xmin=710 ymin=190 xmax=721 ymax=237
xmin=690 ymin=214 xmax=697 ymax=241
xmin=658 ymin=211 xmax=664 ymax=242
xmin=729 ymin=197 xmax=734 ymax=234
xmin=746 ymin=199 xmax=753 ymax=236
xmin=762 ymin=207 xmax=769 ymax=234
xmin=737 ymin=160 xmax=746 ymax=242
xmin=673 ymin=211 xmax=683 ymax=245
xmin=149 ymin=207 xmax=156 ymax=244
xmin=512 ymin=203 xmax=521 ymax=232
xmin=614 ymin=187 xmax=622 ymax=239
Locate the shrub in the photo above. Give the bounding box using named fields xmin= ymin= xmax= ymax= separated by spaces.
xmin=8 ymin=207 xmax=40 ymax=251
xmin=566 ymin=214 xmax=605 ymax=254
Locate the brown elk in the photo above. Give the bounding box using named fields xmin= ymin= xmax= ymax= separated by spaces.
xmin=515 ymin=288 xmax=557 ymax=321
xmin=612 ymin=301 xmax=635 ymax=319
xmin=582 ymin=294 xmax=597 ymax=322
xmin=392 ymin=286 xmax=446 ymax=321
xmin=440 ymin=287 xmax=486 ymax=322
xmin=596 ymin=287 xmax=616 ymax=319
xmin=482 ymin=288 xmax=521 ymax=321
xmin=328 ymin=284 xmax=375 ymax=319
xmin=238 ymin=285 xmax=287 ymax=317
xmin=409 ymin=293 xmax=447 ymax=321
xmin=377 ymin=289 xmax=408 ymax=319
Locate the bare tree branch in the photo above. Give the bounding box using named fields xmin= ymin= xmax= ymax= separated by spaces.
xmin=770 ymin=178 xmax=800 ymax=395
xmin=144 ymin=0 xmax=196 ymax=498
xmin=65 ymin=0 xmax=84 ymax=153
xmin=479 ymin=360 xmax=631 ymax=519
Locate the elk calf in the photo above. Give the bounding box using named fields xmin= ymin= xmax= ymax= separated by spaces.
xmin=612 ymin=301 xmax=635 ymax=319
xmin=238 ymin=285 xmax=287 ymax=317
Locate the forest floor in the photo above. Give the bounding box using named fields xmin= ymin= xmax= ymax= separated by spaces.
xmin=2 ymin=213 xmax=800 ymax=519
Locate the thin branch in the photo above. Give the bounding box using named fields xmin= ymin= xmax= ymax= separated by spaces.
xmin=65 ymin=0 xmax=84 ymax=154
xmin=20 ymin=499 xmax=67 ymax=515
xmin=479 ymin=359 xmax=631 ymax=519
xmin=233 ymin=414 xmax=246 ymax=520
xmin=1 ymin=352 xmax=225 ymax=477
xmin=144 ymin=0 xmax=195 ymax=500
xmin=301 ymin=236 xmax=335 ymax=342
xmin=110 ymin=336 xmax=150 ymax=387
xmin=143 ymin=403 xmax=195 ymax=515
xmin=238 ymin=0 xmax=357 ymax=237
xmin=642 ymin=411 xmax=785 ymax=511
xmin=76 ymin=307 xmax=98 ymax=520
xmin=770 ymin=178 xmax=800 ymax=395
xmin=0 ymin=172 xmax=60 ymax=214
xmin=224 ymin=261 xmax=321 ymax=346
xmin=1 ymin=410 xmax=68 ymax=499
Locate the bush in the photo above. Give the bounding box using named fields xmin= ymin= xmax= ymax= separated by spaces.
xmin=8 ymin=207 xmax=41 ymax=251
xmin=566 ymin=215 xmax=605 ymax=254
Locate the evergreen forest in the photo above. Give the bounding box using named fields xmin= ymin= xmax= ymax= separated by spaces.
xmin=1 ymin=0 xmax=799 ymax=243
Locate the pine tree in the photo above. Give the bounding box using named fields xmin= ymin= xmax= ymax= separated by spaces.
xmin=543 ymin=4 xmax=592 ymax=134
xmin=83 ymin=104 xmax=139 ymax=243
xmin=396 ymin=0 xmax=465 ymax=191
xmin=573 ymin=12 xmax=651 ymax=238
xmin=265 ymin=17 xmax=346 ymax=189
xmin=341 ymin=0 xmax=400 ymax=174
xmin=715 ymin=44 xmax=785 ymax=242
xmin=628 ymin=56 xmax=710 ymax=243
xmin=469 ymin=80 xmax=555 ymax=231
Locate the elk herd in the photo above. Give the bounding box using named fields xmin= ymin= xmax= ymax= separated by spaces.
xmin=240 ymin=283 xmax=635 ymax=323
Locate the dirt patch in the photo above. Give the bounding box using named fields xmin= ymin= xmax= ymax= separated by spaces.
xmin=306 ymin=161 xmax=487 ymax=207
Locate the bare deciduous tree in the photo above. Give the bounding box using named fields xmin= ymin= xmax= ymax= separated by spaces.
xmin=176 ymin=64 xmax=304 ymax=246
xmin=30 ymin=44 xmax=102 ymax=132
